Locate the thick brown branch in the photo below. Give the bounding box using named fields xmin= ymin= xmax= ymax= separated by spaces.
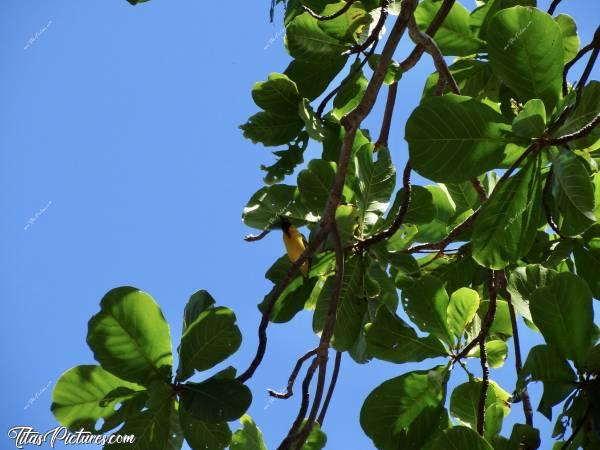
xmin=301 ymin=0 xmax=357 ymax=21
xmin=268 ymin=348 xmax=319 ymax=399
xmin=471 ymin=178 xmax=488 ymax=202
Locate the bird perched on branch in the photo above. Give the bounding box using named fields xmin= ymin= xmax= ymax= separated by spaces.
xmin=280 ymin=219 xmax=309 ymax=277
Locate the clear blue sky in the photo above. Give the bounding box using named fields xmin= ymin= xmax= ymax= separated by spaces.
xmin=1 ymin=0 xmax=598 ymax=449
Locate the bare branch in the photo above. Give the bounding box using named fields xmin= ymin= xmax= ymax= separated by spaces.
xmin=244 ymin=229 xmax=271 ymax=242
xmin=347 ymin=0 xmax=390 ymax=55
xmin=301 ymin=0 xmax=358 ymax=21
xmin=317 ymin=351 xmax=343 ymax=425
xmin=547 ymin=0 xmax=563 ymax=15
xmin=546 ymin=112 xmax=600 ymax=146
xmin=268 ymin=348 xmax=319 ymax=399
xmin=375 ymin=83 xmax=399 ymax=149
xmin=471 ymin=178 xmax=488 ymax=202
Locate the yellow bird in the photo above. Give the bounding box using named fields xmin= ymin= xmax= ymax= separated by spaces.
xmin=280 ymin=219 xmax=309 ymax=277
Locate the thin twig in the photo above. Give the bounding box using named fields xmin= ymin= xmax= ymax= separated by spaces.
xmin=471 ymin=178 xmax=488 ymax=202
xmin=546 ymin=112 xmax=600 ymax=146
xmin=347 ymin=0 xmax=390 ymax=55
xmin=357 ymin=162 xmax=412 ymax=248
xmin=562 ymin=43 xmax=593 ymax=95
xmin=501 ymin=272 xmax=534 ymax=426
xmin=268 ymin=348 xmax=319 ymax=399
xmin=543 ymin=168 xmax=563 ymax=236
xmin=317 ymin=351 xmax=343 ymax=425
xmin=244 ymin=229 xmax=271 ymax=242
xmin=408 ymin=210 xmax=479 ymax=254
xmin=375 ymin=82 xmax=398 ymax=149
xmin=547 ymin=0 xmax=563 ymax=15
xmin=301 ymin=0 xmax=357 ymax=21
xmin=574 ymin=26 xmax=600 ymax=96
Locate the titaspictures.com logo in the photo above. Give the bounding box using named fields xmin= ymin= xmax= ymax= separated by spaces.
xmin=7 ymin=426 xmax=135 ymax=448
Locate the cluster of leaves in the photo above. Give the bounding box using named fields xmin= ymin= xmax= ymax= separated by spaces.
xmin=52 ymin=0 xmax=600 ymax=449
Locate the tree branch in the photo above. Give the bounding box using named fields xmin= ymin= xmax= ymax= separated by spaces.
xmin=375 ymin=82 xmax=398 ymax=149
xmin=317 ymin=351 xmax=343 ymax=425
xmin=347 ymin=0 xmax=390 ymax=55
xmin=301 ymin=0 xmax=358 ymax=21
xmin=547 ymin=0 xmax=563 ymax=15
xmin=244 ymin=229 xmax=271 ymax=242
xmin=268 ymin=348 xmax=319 ymax=399
xmin=545 ymin=112 xmax=600 ymax=146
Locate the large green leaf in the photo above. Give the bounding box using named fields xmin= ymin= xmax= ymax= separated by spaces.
xmin=423 ymin=59 xmax=498 ymax=100
xmin=315 ymin=1 xmax=369 ymax=44
xmin=313 ymin=255 xmax=367 ymax=351
xmin=177 ymin=307 xmax=242 ymax=381
xmin=180 ymin=405 xmax=231 ymax=450
xmin=360 ymin=368 xmax=446 ymax=449
xmin=487 ymin=6 xmax=564 ymax=113
xmin=402 ymin=275 xmax=453 ymax=345
xmin=51 ymin=365 xmax=146 ymax=431
xmin=447 ymin=287 xmax=480 ymax=340
xmin=87 ymin=287 xmax=172 ymax=385
xmin=552 ymin=82 xmax=600 ymax=150
xmin=230 ymin=415 xmax=267 ymax=450
xmin=574 ymin=245 xmax=600 ymax=299
xmin=242 ymin=184 xmax=313 ymax=230
xmin=423 ymin=426 xmax=494 ymax=450
xmin=450 ymin=379 xmax=510 ymax=438
xmin=415 ymin=0 xmax=484 ymax=56
xmin=354 ymin=145 xmax=396 ymax=228
xmin=415 ymin=185 xmax=457 ymax=242
xmin=507 ymin=264 xmax=557 ymax=323
xmin=472 ymin=155 xmax=544 ymax=269
xmin=406 ymin=94 xmax=512 ymax=183
xmin=332 ymin=61 xmax=367 ymax=120
xmin=297 ymin=159 xmax=336 ymax=215
xmin=240 ymin=111 xmax=304 ymax=147
xmin=251 ymin=73 xmax=301 ymax=117
xmin=182 ymin=290 xmax=216 ymax=332
xmin=365 ymin=306 xmax=448 ymax=363
xmin=180 ymin=377 xmax=252 ymax=423
xmin=530 ymin=272 xmax=594 ymax=366
xmin=284 ymin=57 xmax=347 ymax=101
xmin=286 ymin=13 xmax=349 ymax=61
xmin=552 ymin=149 xmax=597 ymax=236
xmin=512 ymin=99 xmax=546 ymax=138
xmin=555 ymin=14 xmax=579 ymax=63
xmin=518 ymin=345 xmax=577 ymax=419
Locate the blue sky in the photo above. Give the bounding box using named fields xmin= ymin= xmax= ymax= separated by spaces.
xmin=1 ymin=0 xmax=599 ymax=449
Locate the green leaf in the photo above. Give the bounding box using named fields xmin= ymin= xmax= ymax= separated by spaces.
xmin=252 ymin=73 xmax=301 ymax=117
xmin=332 ymin=61 xmax=367 ymax=120
xmin=177 ymin=307 xmax=242 ymax=381
xmin=552 ymin=81 xmax=600 ymax=150
xmin=180 ymin=405 xmax=231 ymax=450
xmin=423 ymin=426 xmax=494 ymax=450
xmin=298 ymin=99 xmax=325 ymax=142
xmin=367 ymin=54 xmax=402 ymax=85
xmin=286 ymin=13 xmax=349 ymax=61
xmin=406 ymin=94 xmax=512 ymax=183
xmin=302 ymin=422 xmax=327 ymax=450
xmin=180 ymin=377 xmax=252 ymax=423
xmin=109 ymin=383 xmax=177 ymax=450
xmin=415 ymin=185 xmax=457 ymax=242
xmin=450 ymin=379 xmax=510 ymax=435
xmin=444 ymin=181 xmax=481 ymax=216
xmin=512 ymin=99 xmax=546 ymax=138
xmin=518 ymin=345 xmax=577 ymax=419
xmin=402 ymin=275 xmax=453 ymax=345
xmin=182 ymin=290 xmax=216 ymax=332
xmin=472 ymin=155 xmax=544 ymax=269
xmin=87 ymin=287 xmax=172 ymax=386
xmin=365 ymin=306 xmax=448 ymax=363
xmin=313 ymin=255 xmax=367 ymax=351
xmin=51 ymin=365 xmax=146 ymax=431
xmin=468 ymin=340 xmax=509 ymax=368
xmin=401 ymin=185 xmax=436 ymax=225
xmin=507 ymin=264 xmax=557 ymax=323
xmin=530 ymin=272 xmax=594 ymax=366
xmin=242 ymin=184 xmax=314 ymax=230
xmin=552 ymin=150 xmax=597 ymax=236
xmin=447 ymin=287 xmax=480 ymax=340
xmin=488 ymin=6 xmax=564 ymax=113
xmin=555 ymin=14 xmax=579 ymax=63
xmin=261 ymin=136 xmax=307 ymax=185
xmin=360 ymin=368 xmax=446 ymax=448
xmin=423 ymin=59 xmax=498 ymax=100
xmin=230 ymin=415 xmax=267 ymax=450
xmin=240 ymin=111 xmax=304 ymax=147
xmin=354 ymin=145 xmax=396 ymax=228
xmin=573 ymin=245 xmax=600 ymax=298
xmin=297 ymin=159 xmax=336 ymax=215
xmin=415 ymin=0 xmax=484 ymax=56
xmin=284 ymin=57 xmax=348 ymax=101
